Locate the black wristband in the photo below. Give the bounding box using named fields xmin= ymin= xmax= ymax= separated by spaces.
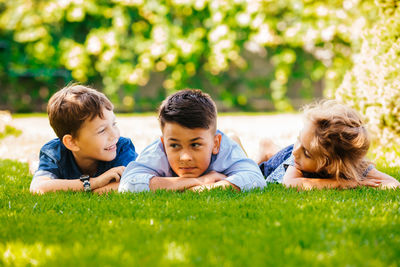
xmin=79 ymin=174 xmax=91 ymax=192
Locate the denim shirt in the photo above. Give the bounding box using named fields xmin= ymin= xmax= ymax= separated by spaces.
xmin=33 ymin=137 xmax=138 ymax=180
xmin=118 ymin=130 xmax=266 ymax=192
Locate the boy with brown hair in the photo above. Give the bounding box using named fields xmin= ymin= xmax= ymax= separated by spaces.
xmin=30 ymin=84 xmax=138 ymax=194
xmin=119 ymin=89 xmax=265 ymax=192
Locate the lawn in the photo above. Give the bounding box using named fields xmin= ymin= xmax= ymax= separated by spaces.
xmin=1 ymin=159 xmax=399 ymax=266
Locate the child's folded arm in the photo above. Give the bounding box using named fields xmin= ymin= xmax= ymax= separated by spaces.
xmin=282 ymin=166 xmax=349 ymax=189
xmin=282 ymin=166 xmax=383 ymax=189
xmin=119 ymin=165 xmax=223 ymax=192
xmin=30 ymin=166 xmax=125 ymax=194
xmin=30 ymin=172 xmax=84 ymax=194
xmin=188 ymin=171 xmax=230 ymax=191
xmin=150 ymin=170 xmax=229 ymax=191
xmin=119 ymin=138 xmax=175 ymax=193
xmin=93 ymin=181 xmax=120 ymax=194
xmin=214 ymin=136 xmax=266 ymax=191
xmin=189 ymin=180 xmax=239 ymax=192
xmin=364 ymin=168 xmax=400 ymax=189
xmin=118 ymin=161 xmax=156 ymax=193
xmin=149 ymin=176 xmax=203 ymax=191
xmin=222 ymin=158 xmax=267 ymax=191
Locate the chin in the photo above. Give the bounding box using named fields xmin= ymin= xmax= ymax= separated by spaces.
xmin=179 ymin=173 xmax=197 ymax=178
xmin=177 ymin=170 xmax=204 ymax=178
xmin=101 ymin=153 xmax=117 ymax=162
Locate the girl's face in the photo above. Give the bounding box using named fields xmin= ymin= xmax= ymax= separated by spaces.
xmin=292 ymin=122 xmax=320 ymax=173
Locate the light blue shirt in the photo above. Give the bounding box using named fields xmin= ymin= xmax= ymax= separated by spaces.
xmin=119 ymin=131 xmax=266 ymax=192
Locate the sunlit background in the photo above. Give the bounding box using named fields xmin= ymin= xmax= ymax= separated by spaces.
xmin=1 ymin=0 xmax=400 ymax=164
xmin=0 ymin=0 xmax=377 ymax=112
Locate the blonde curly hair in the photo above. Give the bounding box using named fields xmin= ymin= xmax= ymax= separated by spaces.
xmin=302 ymin=100 xmax=371 ymax=182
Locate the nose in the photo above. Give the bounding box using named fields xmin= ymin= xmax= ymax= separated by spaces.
xmin=180 ymin=150 xmax=193 ymax=161
xmin=292 ymin=142 xmax=300 ymax=158
xmin=109 ymin=126 xmax=120 ymax=139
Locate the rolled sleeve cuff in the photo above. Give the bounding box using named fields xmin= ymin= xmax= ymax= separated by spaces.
xmin=225 ymin=172 xmax=266 ymax=191
xmin=118 ymin=173 xmax=154 ymax=193
xmin=33 ymin=170 xmax=58 ymax=180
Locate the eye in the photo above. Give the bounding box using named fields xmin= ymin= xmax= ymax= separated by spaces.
xmin=191 ymin=143 xmax=201 ymax=148
xmin=97 ymin=128 xmax=105 ymax=134
xmin=112 ymin=121 xmax=117 ymax=127
xmin=303 ymin=149 xmax=311 ymax=158
xmin=169 ymin=143 xmax=180 ymax=149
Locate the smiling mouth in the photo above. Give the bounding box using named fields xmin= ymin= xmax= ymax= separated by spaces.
xmin=105 ymin=144 xmax=117 ymax=151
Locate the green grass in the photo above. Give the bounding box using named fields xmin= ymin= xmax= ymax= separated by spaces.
xmin=1 ymin=160 xmax=399 ymax=266
xmin=0 ymin=125 xmax=22 ymax=140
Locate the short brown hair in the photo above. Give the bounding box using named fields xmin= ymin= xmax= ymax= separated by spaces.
xmin=303 ymin=100 xmax=371 ymax=182
xmin=47 ymin=84 xmax=113 ymax=139
xmin=158 ymin=89 xmax=217 ymax=131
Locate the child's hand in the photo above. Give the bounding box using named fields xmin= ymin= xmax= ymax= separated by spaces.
xmin=380 ymin=181 xmax=400 ymax=189
xmin=358 ymin=178 xmax=382 ymax=188
xmin=336 ymin=179 xmax=359 ymax=189
xmin=189 ymin=180 xmax=239 ymax=192
xmin=364 ymin=168 xmax=400 ymax=189
xmin=92 ymin=166 xmax=125 ymax=189
xmin=198 ymin=171 xmax=226 ymax=185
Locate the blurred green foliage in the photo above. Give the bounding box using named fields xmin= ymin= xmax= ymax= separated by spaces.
xmin=0 ymin=0 xmax=377 ymax=112
xmin=0 ymin=125 xmax=22 ymax=140
xmin=336 ymin=0 xmax=400 ymax=167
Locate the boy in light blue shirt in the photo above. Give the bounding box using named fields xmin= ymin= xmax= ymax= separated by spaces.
xmin=119 ymin=89 xmax=266 ymax=192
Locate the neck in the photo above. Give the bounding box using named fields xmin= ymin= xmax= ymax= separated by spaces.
xmin=72 ymin=152 xmax=98 ymax=176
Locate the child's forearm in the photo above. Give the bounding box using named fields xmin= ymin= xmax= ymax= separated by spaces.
xmin=282 ymin=176 xmax=345 ymax=190
xmin=149 ymin=176 xmax=202 ymax=191
xmin=366 ymin=168 xmax=400 ymax=189
xmin=30 ymin=176 xmax=112 ymax=194
xmin=92 ymin=181 xmax=120 ymax=194
xmin=189 ymin=180 xmax=240 ymax=192
xmin=282 ymin=166 xmax=359 ymax=190
xmin=30 ymin=177 xmax=85 ymax=194
xmin=148 ymin=171 xmax=226 ymax=192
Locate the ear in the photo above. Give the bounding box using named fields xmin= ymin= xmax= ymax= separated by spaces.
xmin=62 ymin=134 xmax=80 ymax=152
xmin=212 ymin=133 xmax=222 ymax=154
xmin=160 ymin=136 xmax=165 ymax=149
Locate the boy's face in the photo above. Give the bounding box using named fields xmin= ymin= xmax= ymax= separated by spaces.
xmin=161 ymin=122 xmax=221 ymax=178
xmin=72 ymin=108 xmax=120 ymax=163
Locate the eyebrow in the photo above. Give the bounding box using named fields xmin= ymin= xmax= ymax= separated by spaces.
xmin=168 ymin=137 xmax=204 ymax=142
xmin=96 ymin=116 xmax=116 ymax=129
xmin=299 ymin=133 xmax=313 ymax=156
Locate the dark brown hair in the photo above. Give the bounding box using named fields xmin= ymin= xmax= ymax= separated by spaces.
xmin=158 ymin=89 xmax=217 ymax=131
xmin=303 ymin=100 xmax=371 ymax=182
xmin=47 ymin=84 xmax=113 ymax=139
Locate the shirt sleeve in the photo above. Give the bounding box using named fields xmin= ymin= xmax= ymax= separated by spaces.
xmin=265 ymin=154 xmax=294 ymax=183
xmin=118 ymin=139 xmax=171 ymax=193
xmin=33 ymin=151 xmax=61 ymax=180
xmin=113 ymin=138 xmax=139 ymax=167
xmin=283 ymin=154 xmax=295 ymax=169
xmin=362 ymin=164 xmax=375 ymax=177
xmin=211 ymin=133 xmax=266 ymax=191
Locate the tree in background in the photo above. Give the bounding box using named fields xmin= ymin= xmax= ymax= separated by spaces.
xmin=336 ymin=0 xmax=400 ymax=166
xmin=0 ymin=0 xmax=377 ymax=112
